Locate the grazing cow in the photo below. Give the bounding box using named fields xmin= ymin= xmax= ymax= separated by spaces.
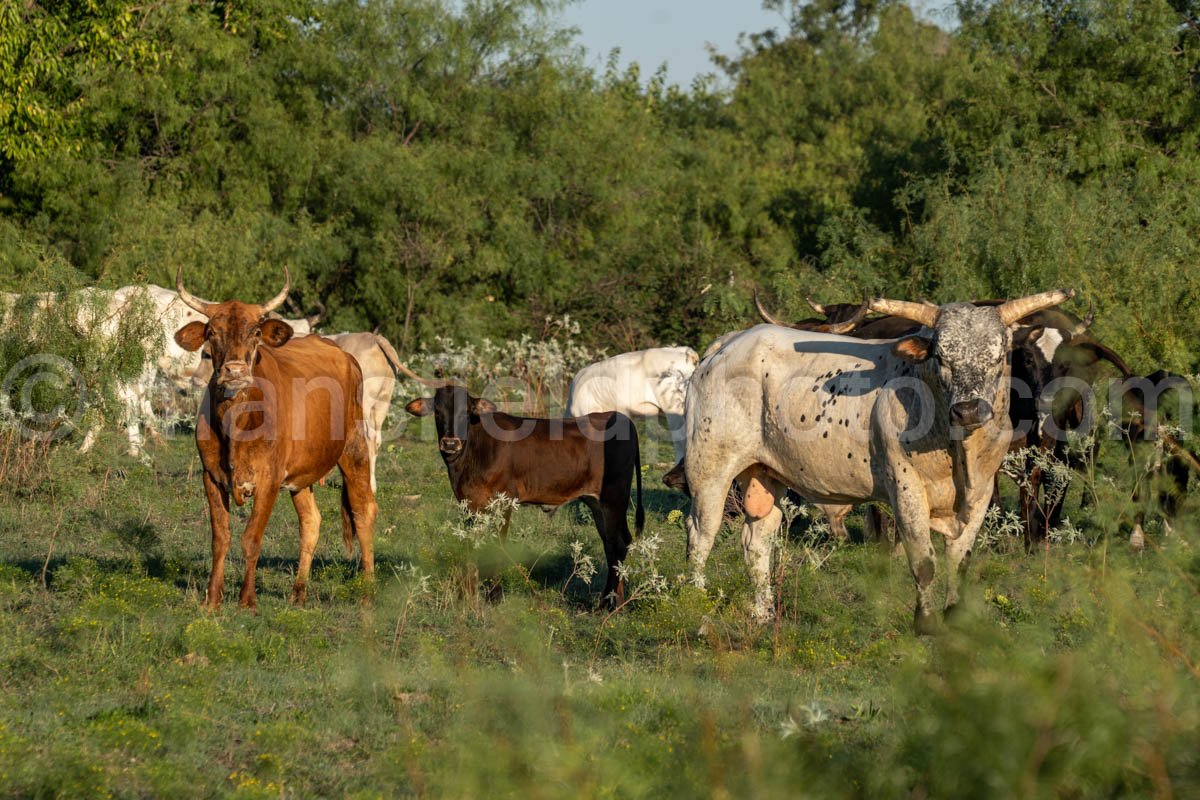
xmin=172 ymin=269 xmax=375 ymax=609
xmin=683 ymin=290 xmax=1075 ymax=633
xmin=566 ymin=346 xmax=699 ymax=463
xmin=405 ymin=383 xmax=644 ymax=606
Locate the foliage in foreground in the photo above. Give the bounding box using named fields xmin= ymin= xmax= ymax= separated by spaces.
xmin=0 ymin=431 xmax=1195 ymax=797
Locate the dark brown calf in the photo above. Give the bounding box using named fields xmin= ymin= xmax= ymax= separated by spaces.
xmin=173 ymin=268 xmax=376 ymax=609
xmin=406 ymin=385 xmax=644 ymax=606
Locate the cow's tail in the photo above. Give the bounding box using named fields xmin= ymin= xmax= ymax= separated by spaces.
xmin=634 ymin=424 xmax=645 ymax=536
xmin=374 ymin=334 xmax=444 ymax=388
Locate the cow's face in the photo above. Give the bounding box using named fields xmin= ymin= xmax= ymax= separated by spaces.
xmin=174 ymin=301 xmax=294 ymax=396
xmin=930 ymin=304 xmax=1010 ymax=429
xmin=887 ymin=296 xmax=1073 ymax=431
xmin=405 ymin=386 xmax=496 ymax=458
xmin=1010 ymin=325 xmax=1055 ymax=435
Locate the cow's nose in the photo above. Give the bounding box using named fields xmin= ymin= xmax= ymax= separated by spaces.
xmin=951 ymin=399 xmax=993 ymax=429
xmin=219 ymin=360 xmax=248 ymax=379
xmin=439 ymin=436 xmax=463 ymax=454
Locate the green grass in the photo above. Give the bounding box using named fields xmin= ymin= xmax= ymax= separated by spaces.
xmin=0 ymin=422 xmax=1197 ymax=798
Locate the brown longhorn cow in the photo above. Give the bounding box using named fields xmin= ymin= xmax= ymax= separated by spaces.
xmin=173 ymin=268 xmax=376 ymax=609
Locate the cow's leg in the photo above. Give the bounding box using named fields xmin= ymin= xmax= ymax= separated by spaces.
xmin=738 ymin=468 xmax=784 ymax=622
xmin=365 ymin=409 xmax=384 ymax=493
xmin=665 ymin=412 xmax=687 ymax=464
xmin=582 ymin=497 xmax=621 ymax=608
xmin=366 ymin=436 xmax=379 ymax=494
xmin=141 ymin=394 xmax=164 ymax=446
xmin=1045 ymin=441 xmax=1070 ymax=532
xmin=202 ymin=471 xmax=232 ymax=609
xmin=338 ymin=442 xmax=377 ymax=579
xmin=498 ymin=505 xmax=513 ymax=543
xmin=1020 ymin=454 xmax=1045 ymax=548
xmin=79 ymin=426 xmax=100 ymax=453
xmin=290 ymin=486 xmax=321 ymax=606
xmin=891 ymin=485 xmax=939 ymax=636
xmin=116 ymin=381 xmax=144 ymax=457
xmin=943 ymin=499 xmax=990 ymax=614
xmin=238 ymin=485 xmax=280 ymax=610
xmin=685 ymin=468 xmax=740 ymax=589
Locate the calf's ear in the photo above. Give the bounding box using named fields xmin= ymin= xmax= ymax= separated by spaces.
xmin=174 ymin=321 xmax=208 ymax=352
xmin=892 ymin=335 xmax=932 ymax=363
xmin=405 ymin=397 xmax=433 ymax=417
xmin=472 ymin=397 xmax=497 ymax=415
xmin=259 ymin=318 xmax=294 ymax=347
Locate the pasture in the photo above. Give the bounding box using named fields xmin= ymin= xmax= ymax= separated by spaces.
xmin=0 ymin=422 xmax=1196 ymax=798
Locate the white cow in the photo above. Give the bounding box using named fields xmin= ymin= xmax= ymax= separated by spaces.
xmin=681 ymin=291 xmax=1075 ymax=633
xmin=0 ymin=286 xmax=171 ymax=455
xmin=566 ymin=346 xmax=699 ymax=462
xmin=323 ymin=332 xmax=405 ymax=492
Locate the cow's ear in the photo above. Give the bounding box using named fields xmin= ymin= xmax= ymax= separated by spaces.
xmin=1013 ymin=325 xmax=1044 ymax=348
xmin=405 ymin=397 xmax=434 ymax=416
xmin=259 ymin=318 xmax=293 ymax=348
xmin=174 ymin=321 xmax=208 ymax=352
xmin=472 ymin=397 xmax=497 ymax=415
xmin=406 ymin=397 xmax=434 ymax=417
xmin=893 ymin=336 xmax=932 ymax=363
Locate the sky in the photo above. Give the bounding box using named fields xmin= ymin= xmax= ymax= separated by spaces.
xmin=556 ymin=1 xmax=958 ymax=88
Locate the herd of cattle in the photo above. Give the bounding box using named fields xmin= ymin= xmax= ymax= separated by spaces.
xmin=3 ymin=273 xmax=1195 ymax=632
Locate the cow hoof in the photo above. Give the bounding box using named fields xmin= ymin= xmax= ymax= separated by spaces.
xmin=290 ymin=586 xmax=307 ymax=606
xmin=913 ymin=610 xmax=942 ymax=637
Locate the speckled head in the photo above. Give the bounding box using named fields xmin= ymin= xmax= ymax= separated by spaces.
xmin=872 ymin=289 xmax=1076 ymax=431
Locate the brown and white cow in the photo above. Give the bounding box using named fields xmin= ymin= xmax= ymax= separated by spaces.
xmin=405 ymin=383 xmax=644 ymax=606
xmin=172 ymin=269 xmax=376 ymax=609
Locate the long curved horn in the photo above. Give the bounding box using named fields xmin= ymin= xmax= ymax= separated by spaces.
xmin=806 ymin=297 xmax=826 ymax=315
xmin=306 ymin=299 xmax=326 ymax=327
xmin=823 ymin=301 xmax=870 ymax=335
xmin=753 ymin=289 xmax=789 ymax=327
xmin=868 ymin=297 xmax=940 ymax=329
xmin=1070 ymin=300 xmax=1094 ymax=337
xmin=997 ymin=287 xmax=1075 ymax=326
xmin=175 ymin=266 xmax=214 ymax=315
xmin=261 ymin=267 xmax=291 ymax=313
